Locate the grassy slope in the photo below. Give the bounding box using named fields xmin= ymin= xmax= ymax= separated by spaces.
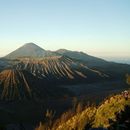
xmin=93 ymin=94 xmax=130 ymax=128
xmin=36 ymin=90 xmax=130 ymax=130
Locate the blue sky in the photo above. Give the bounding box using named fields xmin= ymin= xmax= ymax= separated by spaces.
xmin=0 ymin=0 xmax=130 ymax=61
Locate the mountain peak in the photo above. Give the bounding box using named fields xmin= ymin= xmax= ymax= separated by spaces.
xmin=4 ymin=43 xmax=47 ymax=59
xmin=24 ymin=42 xmax=36 ymax=45
xmin=4 ymin=43 xmax=58 ymax=59
xmin=22 ymin=42 xmax=45 ymax=50
xmin=23 ymin=42 xmax=41 ymax=47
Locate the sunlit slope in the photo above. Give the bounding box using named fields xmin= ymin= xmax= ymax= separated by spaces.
xmin=93 ymin=94 xmax=130 ymax=128
xmin=36 ymin=91 xmax=130 ymax=130
xmin=55 ymin=107 xmax=96 ymax=130
xmin=0 ymin=69 xmax=41 ymax=100
xmin=13 ymin=56 xmax=108 ymax=81
xmin=0 ymin=69 xmax=71 ymax=101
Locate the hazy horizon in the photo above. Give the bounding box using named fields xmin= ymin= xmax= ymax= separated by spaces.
xmin=0 ymin=0 xmax=130 ymax=63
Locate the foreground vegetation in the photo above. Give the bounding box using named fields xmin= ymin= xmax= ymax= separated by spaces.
xmin=36 ymin=90 xmax=130 ymax=130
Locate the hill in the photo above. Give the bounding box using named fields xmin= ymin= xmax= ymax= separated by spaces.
xmin=36 ymin=91 xmax=130 ymax=130
xmin=12 ymin=56 xmax=108 ymax=82
xmin=56 ymin=49 xmax=108 ymax=67
xmin=56 ymin=49 xmax=130 ymax=79
xmin=4 ymin=43 xmax=56 ymax=59
xmin=0 ymin=69 xmax=42 ymax=100
xmin=3 ymin=43 xmax=130 ymax=79
xmin=1 ymin=43 xmax=130 ymax=101
xmin=0 ymin=69 xmax=71 ymax=101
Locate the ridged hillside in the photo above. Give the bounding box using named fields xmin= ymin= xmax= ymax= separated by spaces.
xmin=0 ymin=69 xmax=40 ymax=100
xmin=3 ymin=43 xmax=130 ymax=81
xmin=13 ymin=56 xmax=108 ymax=81
xmin=0 ymin=69 xmax=73 ymax=101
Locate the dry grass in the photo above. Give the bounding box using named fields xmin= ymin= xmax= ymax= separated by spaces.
xmin=93 ymin=94 xmax=130 ymax=128
xmin=36 ymin=91 xmax=130 ymax=130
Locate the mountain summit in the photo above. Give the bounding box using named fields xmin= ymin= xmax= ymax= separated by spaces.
xmin=5 ymin=43 xmax=54 ymax=59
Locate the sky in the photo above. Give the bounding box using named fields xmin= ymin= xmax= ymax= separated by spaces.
xmin=0 ymin=0 xmax=130 ymax=63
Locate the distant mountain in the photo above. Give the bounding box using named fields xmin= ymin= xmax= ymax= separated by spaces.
xmin=0 ymin=43 xmax=112 ymax=101
xmin=0 ymin=43 xmax=130 ymax=79
xmin=4 ymin=43 xmax=108 ymax=67
xmin=4 ymin=43 xmax=57 ymax=59
xmin=56 ymin=49 xmax=108 ymax=67
xmin=2 ymin=43 xmax=130 ymax=81
xmin=56 ymin=49 xmax=130 ymax=78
